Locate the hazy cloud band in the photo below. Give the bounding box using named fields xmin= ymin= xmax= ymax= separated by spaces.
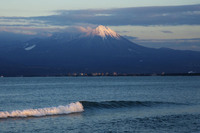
xmin=38 ymin=4 xmax=200 ymax=26
xmin=0 ymin=4 xmax=200 ymax=27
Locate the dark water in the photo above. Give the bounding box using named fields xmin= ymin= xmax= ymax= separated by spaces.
xmin=0 ymin=76 xmax=200 ymax=133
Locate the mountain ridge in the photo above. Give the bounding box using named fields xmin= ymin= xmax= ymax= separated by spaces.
xmin=0 ymin=25 xmax=200 ymax=76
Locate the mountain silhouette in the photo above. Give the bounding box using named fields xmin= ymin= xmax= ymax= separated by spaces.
xmin=0 ymin=25 xmax=200 ymax=76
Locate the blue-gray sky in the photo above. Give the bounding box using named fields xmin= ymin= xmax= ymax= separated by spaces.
xmin=0 ymin=0 xmax=200 ymax=51
xmin=1 ymin=0 xmax=200 ymax=16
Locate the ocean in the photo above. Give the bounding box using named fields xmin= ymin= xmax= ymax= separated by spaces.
xmin=0 ymin=76 xmax=200 ymax=133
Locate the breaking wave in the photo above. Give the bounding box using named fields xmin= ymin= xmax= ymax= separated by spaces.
xmin=0 ymin=101 xmax=184 ymax=119
xmin=0 ymin=102 xmax=83 ymax=119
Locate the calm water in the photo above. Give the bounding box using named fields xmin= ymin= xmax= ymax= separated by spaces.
xmin=0 ymin=76 xmax=200 ymax=133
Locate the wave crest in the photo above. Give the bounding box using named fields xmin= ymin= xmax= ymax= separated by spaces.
xmin=0 ymin=102 xmax=83 ymax=119
xmin=80 ymin=101 xmax=180 ymax=109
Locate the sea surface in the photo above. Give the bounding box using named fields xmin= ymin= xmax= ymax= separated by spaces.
xmin=0 ymin=76 xmax=200 ymax=133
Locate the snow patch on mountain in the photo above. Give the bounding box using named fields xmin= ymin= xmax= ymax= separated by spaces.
xmin=128 ymin=48 xmax=133 ymax=52
xmin=24 ymin=43 xmax=36 ymax=51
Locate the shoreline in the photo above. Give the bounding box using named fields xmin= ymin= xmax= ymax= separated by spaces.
xmin=1 ymin=73 xmax=200 ymax=77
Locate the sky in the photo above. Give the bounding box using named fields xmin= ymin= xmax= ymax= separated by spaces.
xmin=0 ymin=0 xmax=200 ymax=51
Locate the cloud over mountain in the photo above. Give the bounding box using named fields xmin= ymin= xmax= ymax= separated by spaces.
xmin=37 ymin=4 xmax=200 ymax=26
xmin=0 ymin=4 xmax=200 ymax=51
xmin=0 ymin=4 xmax=200 ymax=27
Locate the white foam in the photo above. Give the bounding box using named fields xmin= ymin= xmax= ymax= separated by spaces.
xmin=0 ymin=102 xmax=83 ymax=118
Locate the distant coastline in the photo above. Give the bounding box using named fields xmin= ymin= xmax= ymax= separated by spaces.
xmin=1 ymin=73 xmax=200 ymax=77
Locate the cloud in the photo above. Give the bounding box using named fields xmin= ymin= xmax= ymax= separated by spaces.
xmin=1 ymin=4 xmax=200 ymax=27
xmin=122 ymin=35 xmax=138 ymax=40
xmin=0 ymin=26 xmax=63 ymax=37
xmin=161 ymin=31 xmax=173 ymax=34
xmin=36 ymin=4 xmax=200 ymax=26
xmin=131 ymin=38 xmax=200 ymax=51
xmin=0 ymin=25 xmax=109 ymax=40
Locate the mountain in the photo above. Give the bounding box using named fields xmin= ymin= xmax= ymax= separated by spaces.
xmin=0 ymin=25 xmax=200 ymax=76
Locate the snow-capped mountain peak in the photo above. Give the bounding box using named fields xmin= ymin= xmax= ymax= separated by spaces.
xmin=92 ymin=25 xmax=120 ymax=39
xmin=48 ymin=25 xmax=121 ymax=40
xmin=24 ymin=43 xmax=36 ymax=51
